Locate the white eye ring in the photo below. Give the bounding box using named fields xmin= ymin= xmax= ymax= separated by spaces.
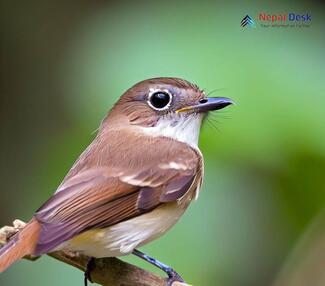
xmin=147 ymin=89 xmax=173 ymax=111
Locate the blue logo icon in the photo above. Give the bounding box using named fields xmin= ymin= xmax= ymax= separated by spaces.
xmin=241 ymin=15 xmax=256 ymax=27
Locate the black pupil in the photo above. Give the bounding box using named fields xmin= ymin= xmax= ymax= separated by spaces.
xmin=150 ymin=92 xmax=170 ymax=109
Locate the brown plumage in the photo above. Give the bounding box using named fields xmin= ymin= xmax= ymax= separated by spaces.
xmin=0 ymin=77 xmax=232 ymax=273
xmin=33 ymin=129 xmax=202 ymax=255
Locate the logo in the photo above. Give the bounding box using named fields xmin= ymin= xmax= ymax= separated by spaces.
xmin=241 ymin=12 xmax=311 ymax=29
xmin=240 ymin=15 xmax=256 ymax=28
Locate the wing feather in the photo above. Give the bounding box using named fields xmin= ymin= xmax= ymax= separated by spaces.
xmin=33 ymin=130 xmax=202 ymax=255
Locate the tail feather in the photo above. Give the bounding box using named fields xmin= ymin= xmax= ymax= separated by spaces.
xmin=0 ymin=219 xmax=40 ymax=272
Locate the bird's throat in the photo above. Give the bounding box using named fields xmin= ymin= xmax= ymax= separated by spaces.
xmin=139 ymin=114 xmax=203 ymax=149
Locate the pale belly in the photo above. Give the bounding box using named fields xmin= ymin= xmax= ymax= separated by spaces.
xmin=61 ymin=199 xmax=192 ymax=258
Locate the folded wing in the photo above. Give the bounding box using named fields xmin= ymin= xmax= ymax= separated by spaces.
xmin=34 ymin=132 xmax=202 ymax=255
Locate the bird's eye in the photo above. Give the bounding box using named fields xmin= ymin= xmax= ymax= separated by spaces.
xmin=148 ymin=91 xmax=172 ymax=110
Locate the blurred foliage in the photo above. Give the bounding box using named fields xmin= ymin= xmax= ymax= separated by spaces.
xmin=0 ymin=0 xmax=324 ymax=286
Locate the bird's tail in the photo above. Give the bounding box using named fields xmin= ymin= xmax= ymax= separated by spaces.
xmin=0 ymin=219 xmax=40 ymax=272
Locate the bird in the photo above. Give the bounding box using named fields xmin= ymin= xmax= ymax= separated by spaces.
xmin=0 ymin=77 xmax=233 ymax=285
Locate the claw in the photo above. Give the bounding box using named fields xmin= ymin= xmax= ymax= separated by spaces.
xmin=166 ymin=276 xmax=185 ymax=286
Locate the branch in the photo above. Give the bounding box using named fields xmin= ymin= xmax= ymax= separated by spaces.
xmin=0 ymin=220 xmax=191 ymax=286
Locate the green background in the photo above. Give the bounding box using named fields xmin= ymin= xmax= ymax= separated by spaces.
xmin=1 ymin=1 xmax=324 ymax=285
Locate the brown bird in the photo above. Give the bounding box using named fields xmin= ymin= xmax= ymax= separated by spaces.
xmin=0 ymin=77 xmax=233 ymax=285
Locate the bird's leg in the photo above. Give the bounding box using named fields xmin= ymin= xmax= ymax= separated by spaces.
xmin=132 ymin=249 xmax=184 ymax=286
xmin=84 ymin=257 xmax=95 ymax=286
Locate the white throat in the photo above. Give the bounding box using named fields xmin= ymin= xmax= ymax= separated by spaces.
xmin=140 ymin=114 xmax=203 ymax=148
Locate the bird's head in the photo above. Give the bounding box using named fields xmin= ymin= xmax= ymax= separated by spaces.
xmin=103 ymin=77 xmax=233 ymax=147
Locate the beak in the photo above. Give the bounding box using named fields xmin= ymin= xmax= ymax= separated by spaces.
xmin=176 ymin=97 xmax=234 ymax=113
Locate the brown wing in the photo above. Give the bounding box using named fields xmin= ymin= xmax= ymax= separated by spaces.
xmin=34 ymin=130 xmax=202 ymax=255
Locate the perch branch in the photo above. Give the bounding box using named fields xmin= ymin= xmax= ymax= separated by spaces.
xmin=0 ymin=220 xmax=190 ymax=286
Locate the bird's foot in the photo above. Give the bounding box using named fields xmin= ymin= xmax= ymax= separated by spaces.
xmin=132 ymin=249 xmax=185 ymax=286
xmin=84 ymin=257 xmax=95 ymax=286
xmin=164 ymin=266 xmax=184 ymax=286
xmin=165 ymin=270 xmax=184 ymax=286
